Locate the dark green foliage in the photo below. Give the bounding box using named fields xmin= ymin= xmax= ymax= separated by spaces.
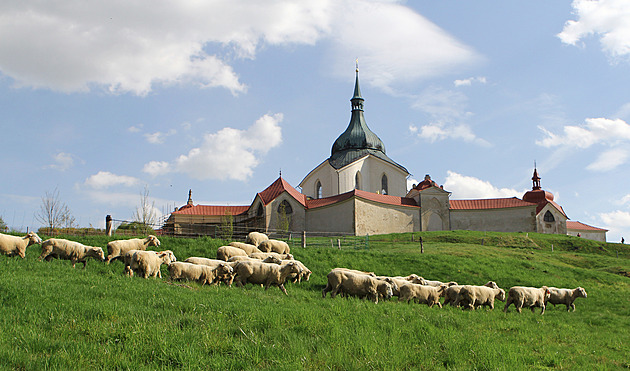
xmin=0 ymin=232 xmax=628 ymax=369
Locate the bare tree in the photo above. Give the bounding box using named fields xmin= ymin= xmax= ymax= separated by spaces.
xmin=220 ymin=209 xmax=233 ymax=241
xmin=35 ymin=187 xmax=75 ymax=232
xmin=133 ymin=185 xmax=158 ymax=233
xmin=0 ymin=215 xmax=7 ymax=232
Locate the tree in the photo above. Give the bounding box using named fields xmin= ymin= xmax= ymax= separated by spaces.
xmin=277 ymin=201 xmax=291 ymax=238
xmin=0 ymin=215 xmax=7 ymax=232
xmin=35 ymin=187 xmax=75 ymax=233
xmin=132 ymin=185 xmax=158 ymax=234
xmin=219 ymin=209 xmax=233 ymax=241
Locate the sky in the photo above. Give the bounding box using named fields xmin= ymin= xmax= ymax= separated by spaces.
xmin=1 ymin=0 xmax=629 ymax=242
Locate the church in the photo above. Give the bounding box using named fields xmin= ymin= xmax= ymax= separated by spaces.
xmin=164 ymin=69 xmax=608 ymax=242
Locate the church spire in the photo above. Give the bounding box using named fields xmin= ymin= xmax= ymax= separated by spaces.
xmin=531 ymin=165 xmax=541 ymax=190
xmin=351 ymin=60 xmax=363 ymax=109
xmin=187 ymin=189 xmax=193 ymax=206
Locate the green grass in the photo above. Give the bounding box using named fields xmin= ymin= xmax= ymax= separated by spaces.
xmin=0 ymin=232 xmax=628 ymax=369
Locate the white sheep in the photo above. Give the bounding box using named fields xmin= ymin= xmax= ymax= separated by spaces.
xmin=233 ymin=260 xmax=300 ymax=295
xmin=245 ymin=231 xmax=269 ymax=247
xmin=331 ymin=267 xmax=376 ymax=277
xmin=0 ymin=231 xmax=42 ymax=258
xmin=398 ymin=283 xmax=445 ymax=307
xmin=168 ymin=261 xmax=233 ymax=286
xmin=504 ymin=286 xmax=551 ymax=314
xmin=546 ymin=287 xmax=588 ymax=312
xmin=105 ymin=235 xmax=161 ymax=264
xmin=249 ymin=252 xmax=293 ymax=261
xmin=122 ymin=249 xmax=143 ymax=276
xmin=374 ymin=276 xmax=408 ymax=297
xmin=423 ymin=279 xmax=458 ymax=287
xmin=443 ymin=281 xmax=499 ymax=307
xmin=39 ymin=238 xmax=105 ymax=268
xmin=128 ymin=250 xmax=176 ymax=278
xmin=257 ymin=239 xmax=291 ymax=254
xmin=227 ymin=255 xmax=282 ymax=264
xmin=280 ymin=259 xmax=312 ymax=283
xmin=393 ymin=274 xmax=427 ymax=285
xmin=228 ymin=241 xmax=262 ymax=255
xmin=322 ymin=269 xmax=393 ymax=303
xmin=458 ymin=285 xmax=506 ymax=310
xmin=216 ymin=245 xmax=248 ymax=261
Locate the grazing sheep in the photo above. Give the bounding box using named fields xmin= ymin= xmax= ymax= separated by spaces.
xmin=105 ymin=235 xmax=160 ymax=264
xmin=129 ymin=250 xmax=176 ymax=278
xmin=39 ymin=238 xmax=105 ymax=268
xmin=331 ymin=267 xmax=376 ymax=277
xmin=546 ymin=287 xmax=588 ymax=312
xmin=227 ymin=255 xmax=282 ymax=265
xmin=280 ymin=259 xmax=312 ymax=283
xmin=322 ymin=270 xmax=393 ymax=303
xmin=245 ymin=231 xmax=269 ymax=247
xmin=122 ymin=249 xmax=143 ymax=276
xmin=249 ymin=252 xmax=293 ymax=261
xmin=504 ymin=286 xmax=551 ymax=315
xmin=424 ymin=279 xmax=458 ymax=287
xmin=233 ymin=260 xmax=300 ymax=295
xmin=0 ymin=232 xmax=42 ymax=258
xmin=168 ymin=261 xmax=233 ymax=286
xmin=228 ymin=241 xmax=262 ymax=255
xmin=375 ymin=276 xmax=407 ymax=297
xmin=393 ymin=274 xmax=427 ymax=285
xmin=458 ymin=286 xmax=506 ymax=310
xmin=398 ymin=283 xmax=445 ymax=307
xmin=216 ymin=245 xmax=248 ymax=261
xmin=443 ymin=281 xmax=499 ymax=307
xmin=258 ymin=239 xmax=291 ymax=254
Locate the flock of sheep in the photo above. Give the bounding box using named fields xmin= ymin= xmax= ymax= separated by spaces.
xmin=0 ymin=231 xmax=588 ymax=314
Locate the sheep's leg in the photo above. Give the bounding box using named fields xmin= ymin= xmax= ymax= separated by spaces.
xmin=279 ymin=284 xmax=288 ymax=295
xmin=570 ymin=303 xmax=576 ymax=312
xmin=503 ymin=298 xmax=513 ymax=312
xmin=540 ymin=304 xmax=546 ymax=315
xmin=82 ymin=260 xmax=87 ymax=269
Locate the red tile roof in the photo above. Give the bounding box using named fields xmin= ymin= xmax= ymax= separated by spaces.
xmin=307 ymin=189 xmax=418 ymax=209
xmin=566 ymin=221 xmax=608 ymax=232
xmin=172 ymin=205 xmax=249 ymax=216
xmin=256 ymin=177 xmax=307 ymax=207
xmin=538 ymin=199 xmax=568 ymax=218
xmin=450 ymin=197 xmax=536 ymax=210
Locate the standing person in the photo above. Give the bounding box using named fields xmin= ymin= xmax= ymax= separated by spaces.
xmin=622 ymin=237 xmax=625 ymax=244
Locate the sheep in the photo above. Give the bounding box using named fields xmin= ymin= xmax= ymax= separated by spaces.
xmin=233 ymin=260 xmax=301 ymax=295
xmin=228 ymin=241 xmax=262 ymax=255
xmin=331 ymin=267 xmax=376 ymax=277
xmin=105 ymin=235 xmax=160 ymax=264
xmin=227 ymin=255 xmax=282 ymax=264
xmin=393 ymin=274 xmax=427 ymax=285
xmin=398 ymin=283 xmax=445 ymax=307
xmin=424 ymin=279 xmax=458 ymax=287
xmin=457 ymin=285 xmax=506 ymax=310
xmin=258 ymin=239 xmax=290 ymax=254
xmin=128 ymin=250 xmax=176 ymax=278
xmin=443 ymin=281 xmax=499 ymax=307
xmin=168 ymin=261 xmax=233 ymax=286
xmin=0 ymin=231 xmax=42 ymax=258
xmin=216 ymin=245 xmax=248 ymax=261
xmin=504 ymin=286 xmax=551 ymax=314
xmin=249 ymin=252 xmax=293 ymax=261
xmin=38 ymin=238 xmax=105 ymax=268
xmin=375 ymin=276 xmax=408 ymax=297
xmin=280 ymin=259 xmax=312 ymax=283
xmin=546 ymin=287 xmax=588 ymax=312
xmin=122 ymin=249 xmax=143 ymax=276
xmin=322 ymin=270 xmax=393 ymax=303
xmin=245 ymin=231 xmax=269 ymax=247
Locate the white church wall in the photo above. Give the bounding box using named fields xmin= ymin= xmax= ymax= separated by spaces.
xmin=305 ymin=199 xmax=355 ymax=234
xmin=450 ymin=207 xmax=536 ymax=233
xmin=536 ymin=204 xmax=567 ymax=235
xmin=567 ymin=230 xmax=607 ymax=242
xmin=300 ymin=161 xmax=338 ymax=199
xmin=355 ymin=198 xmax=419 ymax=235
xmin=267 ymin=193 xmax=306 ymax=233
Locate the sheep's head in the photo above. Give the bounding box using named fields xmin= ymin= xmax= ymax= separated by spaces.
xmin=496 ymin=288 xmax=506 ymax=302
xmin=147 ymin=235 xmax=161 ymax=247
xmin=542 ymin=286 xmax=551 ymax=299
xmin=26 ymin=232 xmax=43 ymax=246
xmin=378 ymin=282 xmax=394 ymax=300
xmin=409 ymin=275 xmax=426 ymax=285
xmin=159 ymin=250 xmax=176 ymax=265
xmin=285 ymin=253 xmax=294 ymax=260
xmin=576 ymin=287 xmax=587 ymax=298
xmin=485 ymin=281 xmax=500 ymax=289
xmin=282 ymin=262 xmax=300 ymax=275
xmin=89 ymin=247 xmax=105 ymax=261
xmin=262 ymin=256 xmax=282 ymax=264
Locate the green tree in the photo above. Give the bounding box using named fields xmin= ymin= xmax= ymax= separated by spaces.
xmin=220 ymin=209 xmax=233 ymax=241
xmin=277 ymin=201 xmax=291 ymax=238
xmin=0 ymin=215 xmax=7 ymax=232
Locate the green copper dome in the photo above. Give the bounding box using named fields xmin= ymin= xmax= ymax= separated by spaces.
xmin=329 ymin=70 xmax=407 ymax=173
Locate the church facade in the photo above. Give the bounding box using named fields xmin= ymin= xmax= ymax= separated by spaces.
xmin=164 ymin=70 xmax=608 ymax=241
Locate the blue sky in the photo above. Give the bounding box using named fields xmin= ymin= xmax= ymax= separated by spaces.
xmin=1 ymin=0 xmax=629 ymax=242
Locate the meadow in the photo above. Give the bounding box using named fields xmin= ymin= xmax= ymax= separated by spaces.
xmin=0 ymin=231 xmax=628 ymax=370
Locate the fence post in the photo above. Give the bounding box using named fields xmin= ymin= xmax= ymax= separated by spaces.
xmin=302 ymin=231 xmax=306 ymax=248
xmin=420 ymin=236 xmax=424 ymax=254
xmin=365 ymin=234 xmax=369 ymax=250
xmin=551 ymin=244 xmax=554 ymax=252
xmin=106 ymin=215 xmax=113 ymax=236
xmin=337 ymin=239 xmax=341 ymax=250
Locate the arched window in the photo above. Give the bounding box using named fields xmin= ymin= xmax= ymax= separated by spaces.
xmin=277 ymin=200 xmax=293 ymax=215
xmin=256 ymin=203 xmax=263 ymax=217
xmin=543 ymin=210 xmax=555 ymax=222
xmin=381 ymin=174 xmax=388 ymax=195
xmin=355 ymin=171 xmax=361 ymax=190
xmin=316 ymin=181 xmax=323 ymax=199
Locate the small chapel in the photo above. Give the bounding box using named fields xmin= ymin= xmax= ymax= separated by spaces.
xmin=164 ymin=69 xmax=608 ymax=242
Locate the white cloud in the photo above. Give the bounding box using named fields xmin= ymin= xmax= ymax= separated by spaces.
xmin=410 ymin=122 xmax=491 ymax=147
xmin=586 ymin=148 xmax=629 ymax=171
xmin=621 ymin=194 xmax=630 ymax=205
xmin=85 ymin=171 xmax=139 ymax=189
xmin=47 ymin=152 xmax=74 ymax=171
xmin=599 ymin=210 xmax=630 ymax=237
xmin=128 ymin=125 xmax=143 ymax=133
xmin=143 ymin=161 xmax=171 ymax=177
xmin=145 ymin=113 xmax=283 ymax=181
xmin=0 ymin=1 xmax=478 ymax=96
xmin=406 ymin=177 xmax=419 ymax=192
xmin=444 ymin=171 xmax=525 ymax=199
xmin=454 ymin=76 xmax=487 ymax=87
xmin=558 ymin=0 xmax=630 ymax=60
xmin=144 ymin=129 xmax=177 ymax=144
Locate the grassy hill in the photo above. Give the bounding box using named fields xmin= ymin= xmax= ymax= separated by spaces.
xmin=0 ymin=232 xmax=628 ymax=369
